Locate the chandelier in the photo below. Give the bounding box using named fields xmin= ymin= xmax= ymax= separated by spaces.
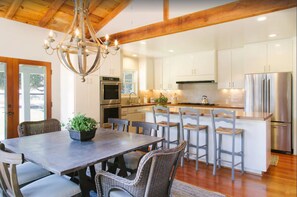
xmin=43 ymin=0 xmax=119 ymax=82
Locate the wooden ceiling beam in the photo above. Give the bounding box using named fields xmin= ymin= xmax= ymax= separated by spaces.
xmin=94 ymin=0 xmax=131 ymax=32
xmin=39 ymin=0 xmax=67 ymax=27
xmin=89 ymin=0 xmax=104 ymax=14
xmin=109 ymin=0 xmax=297 ymax=44
xmin=5 ymin=0 xmax=23 ymax=19
xmin=163 ymin=0 xmax=169 ymax=21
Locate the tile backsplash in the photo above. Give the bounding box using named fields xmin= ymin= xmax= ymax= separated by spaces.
xmin=139 ymin=83 xmax=244 ymax=106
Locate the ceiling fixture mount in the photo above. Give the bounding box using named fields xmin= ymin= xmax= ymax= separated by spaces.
xmin=43 ymin=0 xmax=119 ymax=82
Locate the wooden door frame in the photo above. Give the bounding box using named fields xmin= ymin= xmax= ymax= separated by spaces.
xmin=0 ymin=56 xmax=52 ymax=138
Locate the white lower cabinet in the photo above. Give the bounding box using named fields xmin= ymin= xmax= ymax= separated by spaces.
xmin=218 ymin=48 xmax=244 ymax=89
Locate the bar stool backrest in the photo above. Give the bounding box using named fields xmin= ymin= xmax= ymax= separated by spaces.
xmin=210 ymin=109 xmax=236 ymax=134
xmin=152 ymin=106 xmax=170 ymax=125
xmin=108 ymin=118 xmax=130 ymax=132
xmin=179 ymin=108 xmax=200 ymax=129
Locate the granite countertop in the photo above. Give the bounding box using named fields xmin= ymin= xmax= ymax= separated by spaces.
xmin=140 ymin=106 xmax=272 ymax=121
xmin=121 ymin=103 xmax=244 ymax=109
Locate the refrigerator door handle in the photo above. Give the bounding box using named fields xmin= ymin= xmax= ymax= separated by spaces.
xmin=267 ymin=79 xmax=270 ymax=113
xmin=262 ymin=79 xmax=265 ymax=113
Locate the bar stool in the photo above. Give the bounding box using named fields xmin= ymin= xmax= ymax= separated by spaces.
xmin=211 ymin=109 xmax=244 ymax=181
xmin=179 ymin=108 xmax=209 ymax=171
xmin=152 ymin=106 xmax=180 ymax=149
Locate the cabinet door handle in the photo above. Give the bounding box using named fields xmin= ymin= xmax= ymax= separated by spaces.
xmin=232 ymin=82 xmax=234 ymax=87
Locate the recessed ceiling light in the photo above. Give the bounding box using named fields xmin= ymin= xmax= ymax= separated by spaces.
xmin=275 ymin=44 xmax=281 ymax=47
xmin=269 ymin=34 xmax=277 ymax=38
xmin=257 ymin=16 xmax=267 ymax=21
xmin=132 ymin=54 xmax=137 ymax=57
xmin=140 ymin=41 xmax=146 ymax=45
xmin=168 ymin=49 xmax=174 ymax=53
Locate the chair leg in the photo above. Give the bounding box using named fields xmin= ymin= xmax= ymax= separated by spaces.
xmin=177 ymin=124 xmax=180 ymax=146
xmin=181 ymin=128 xmax=185 ymax=167
xmin=196 ymin=131 xmax=199 ymax=171
xmin=161 ymin=127 xmax=165 ymax=149
xmin=167 ymin=127 xmax=170 ymax=149
xmin=218 ymin=134 xmax=222 ymax=168
xmin=205 ymin=127 xmax=209 ymax=165
xmin=231 ymin=135 xmax=235 ymax=181
xmin=213 ymin=133 xmax=217 ymax=176
xmin=241 ymin=132 xmax=244 ymax=174
xmin=187 ymin=130 xmax=190 ymax=161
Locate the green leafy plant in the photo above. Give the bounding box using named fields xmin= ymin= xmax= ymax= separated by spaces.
xmin=67 ymin=114 xmax=97 ymax=132
xmin=155 ymin=93 xmax=168 ymax=106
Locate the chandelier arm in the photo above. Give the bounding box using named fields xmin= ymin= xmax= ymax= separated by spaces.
xmin=77 ymin=47 xmax=84 ymax=74
xmin=85 ymin=13 xmax=102 ymax=44
xmin=58 ymin=48 xmax=78 ymax=74
xmin=85 ymin=47 xmax=101 ymax=75
xmin=65 ymin=52 xmax=79 ymax=74
xmin=83 ymin=50 xmax=87 ymax=73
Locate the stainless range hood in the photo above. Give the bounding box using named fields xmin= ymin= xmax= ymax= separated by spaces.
xmin=176 ymin=80 xmax=216 ymax=84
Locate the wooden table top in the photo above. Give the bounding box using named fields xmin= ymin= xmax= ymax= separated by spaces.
xmin=1 ymin=129 xmax=163 ymax=175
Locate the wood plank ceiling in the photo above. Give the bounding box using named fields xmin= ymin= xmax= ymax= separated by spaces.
xmin=0 ymin=0 xmax=130 ymax=33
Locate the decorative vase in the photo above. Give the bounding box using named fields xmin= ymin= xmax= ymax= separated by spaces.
xmin=68 ymin=128 xmax=96 ymax=141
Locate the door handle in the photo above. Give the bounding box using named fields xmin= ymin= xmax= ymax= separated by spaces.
xmin=6 ymin=112 xmax=14 ymax=116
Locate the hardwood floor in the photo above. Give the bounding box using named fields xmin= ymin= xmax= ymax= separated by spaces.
xmin=175 ymin=153 xmax=297 ymax=197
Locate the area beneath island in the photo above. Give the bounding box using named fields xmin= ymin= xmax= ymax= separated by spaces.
xmin=145 ymin=107 xmax=272 ymax=175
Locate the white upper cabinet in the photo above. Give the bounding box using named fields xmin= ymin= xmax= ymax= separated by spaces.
xmin=218 ymin=48 xmax=244 ymax=89
xmin=267 ymin=39 xmax=293 ymax=72
xmin=154 ymin=58 xmax=163 ymax=90
xmin=163 ymin=57 xmax=179 ymax=90
xmin=243 ymin=42 xmax=267 ymax=74
xmin=176 ymin=50 xmax=217 ymax=82
xmin=244 ymin=39 xmax=293 ymax=74
xmin=99 ymin=52 xmax=121 ymax=77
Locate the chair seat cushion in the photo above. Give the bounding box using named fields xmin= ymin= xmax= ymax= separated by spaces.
xmin=17 ymin=162 xmax=51 ymax=185
xmin=109 ymin=189 xmax=132 ymax=197
xmin=216 ymin=127 xmax=243 ymax=135
xmin=21 ymin=174 xmax=81 ymax=197
xmin=124 ymin=151 xmax=145 ymax=170
xmin=183 ymin=124 xmax=208 ymax=131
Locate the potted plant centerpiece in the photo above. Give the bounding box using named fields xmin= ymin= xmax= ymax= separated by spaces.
xmin=67 ymin=114 xmax=97 ymax=141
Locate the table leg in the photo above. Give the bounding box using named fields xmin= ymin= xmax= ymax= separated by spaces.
xmin=117 ymin=155 xmax=128 ymax=177
xmin=78 ymin=168 xmax=96 ymax=197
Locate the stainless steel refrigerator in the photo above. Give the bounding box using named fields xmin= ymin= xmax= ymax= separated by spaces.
xmin=245 ymin=72 xmax=292 ymax=153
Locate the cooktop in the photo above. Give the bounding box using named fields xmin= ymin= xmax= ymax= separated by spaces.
xmin=178 ymin=102 xmax=216 ymax=106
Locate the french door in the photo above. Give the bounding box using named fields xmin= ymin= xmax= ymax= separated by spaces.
xmin=0 ymin=57 xmax=51 ymax=139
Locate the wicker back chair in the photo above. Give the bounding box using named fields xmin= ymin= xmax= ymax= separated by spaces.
xmin=95 ymin=141 xmax=186 ymax=197
xmin=18 ymin=119 xmax=61 ymax=137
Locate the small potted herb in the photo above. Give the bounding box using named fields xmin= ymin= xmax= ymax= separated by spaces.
xmin=67 ymin=114 xmax=97 ymax=141
xmin=155 ymin=93 xmax=168 ymax=107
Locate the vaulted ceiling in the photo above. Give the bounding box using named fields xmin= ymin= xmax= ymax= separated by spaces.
xmin=0 ymin=0 xmax=130 ymax=33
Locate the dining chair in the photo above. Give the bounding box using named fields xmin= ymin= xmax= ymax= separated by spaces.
xmin=95 ymin=141 xmax=186 ymax=197
xmin=211 ymin=109 xmax=244 ymax=181
xmin=0 ymin=142 xmax=51 ymax=187
xmin=108 ymin=118 xmax=130 ymax=132
xmin=0 ymin=147 xmax=81 ymax=197
xmin=123 ymin=121 xmax=159 ymax=173
xmin=18 ymin=119 xmax=61 ymax=137
xmin=105 ymin=118 xmax=130 ymax=176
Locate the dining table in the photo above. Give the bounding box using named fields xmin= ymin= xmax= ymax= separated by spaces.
xmin=1 ymin=128 xmax=164 ymax=197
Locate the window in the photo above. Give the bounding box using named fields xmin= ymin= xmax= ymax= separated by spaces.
xmin=121 ymin=71 xmax=137 ymax=95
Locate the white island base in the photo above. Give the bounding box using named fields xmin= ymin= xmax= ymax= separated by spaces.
xmin=146 ymin=112 xmax=271 ymax=175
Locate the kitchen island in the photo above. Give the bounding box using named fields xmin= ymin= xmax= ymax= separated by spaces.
xmin=145 ymin=106 xmax=272 ymax=175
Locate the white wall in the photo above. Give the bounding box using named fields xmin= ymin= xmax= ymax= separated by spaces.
xmin=0 ymin=18 xmax=64 ymax=119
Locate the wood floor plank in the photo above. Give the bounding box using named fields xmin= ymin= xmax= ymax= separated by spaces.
xmin=175 ymin=153 xmax=297 ymax=197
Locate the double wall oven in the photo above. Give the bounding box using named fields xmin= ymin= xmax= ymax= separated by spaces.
xmin=100 ymin=77 xmax=121 ymax=127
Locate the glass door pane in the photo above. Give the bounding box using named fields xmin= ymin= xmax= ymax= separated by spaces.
xmin=19 ymin=65 xmax=47 ymax=122
xmin=0 ymin=62 xmax=7 ymax=140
